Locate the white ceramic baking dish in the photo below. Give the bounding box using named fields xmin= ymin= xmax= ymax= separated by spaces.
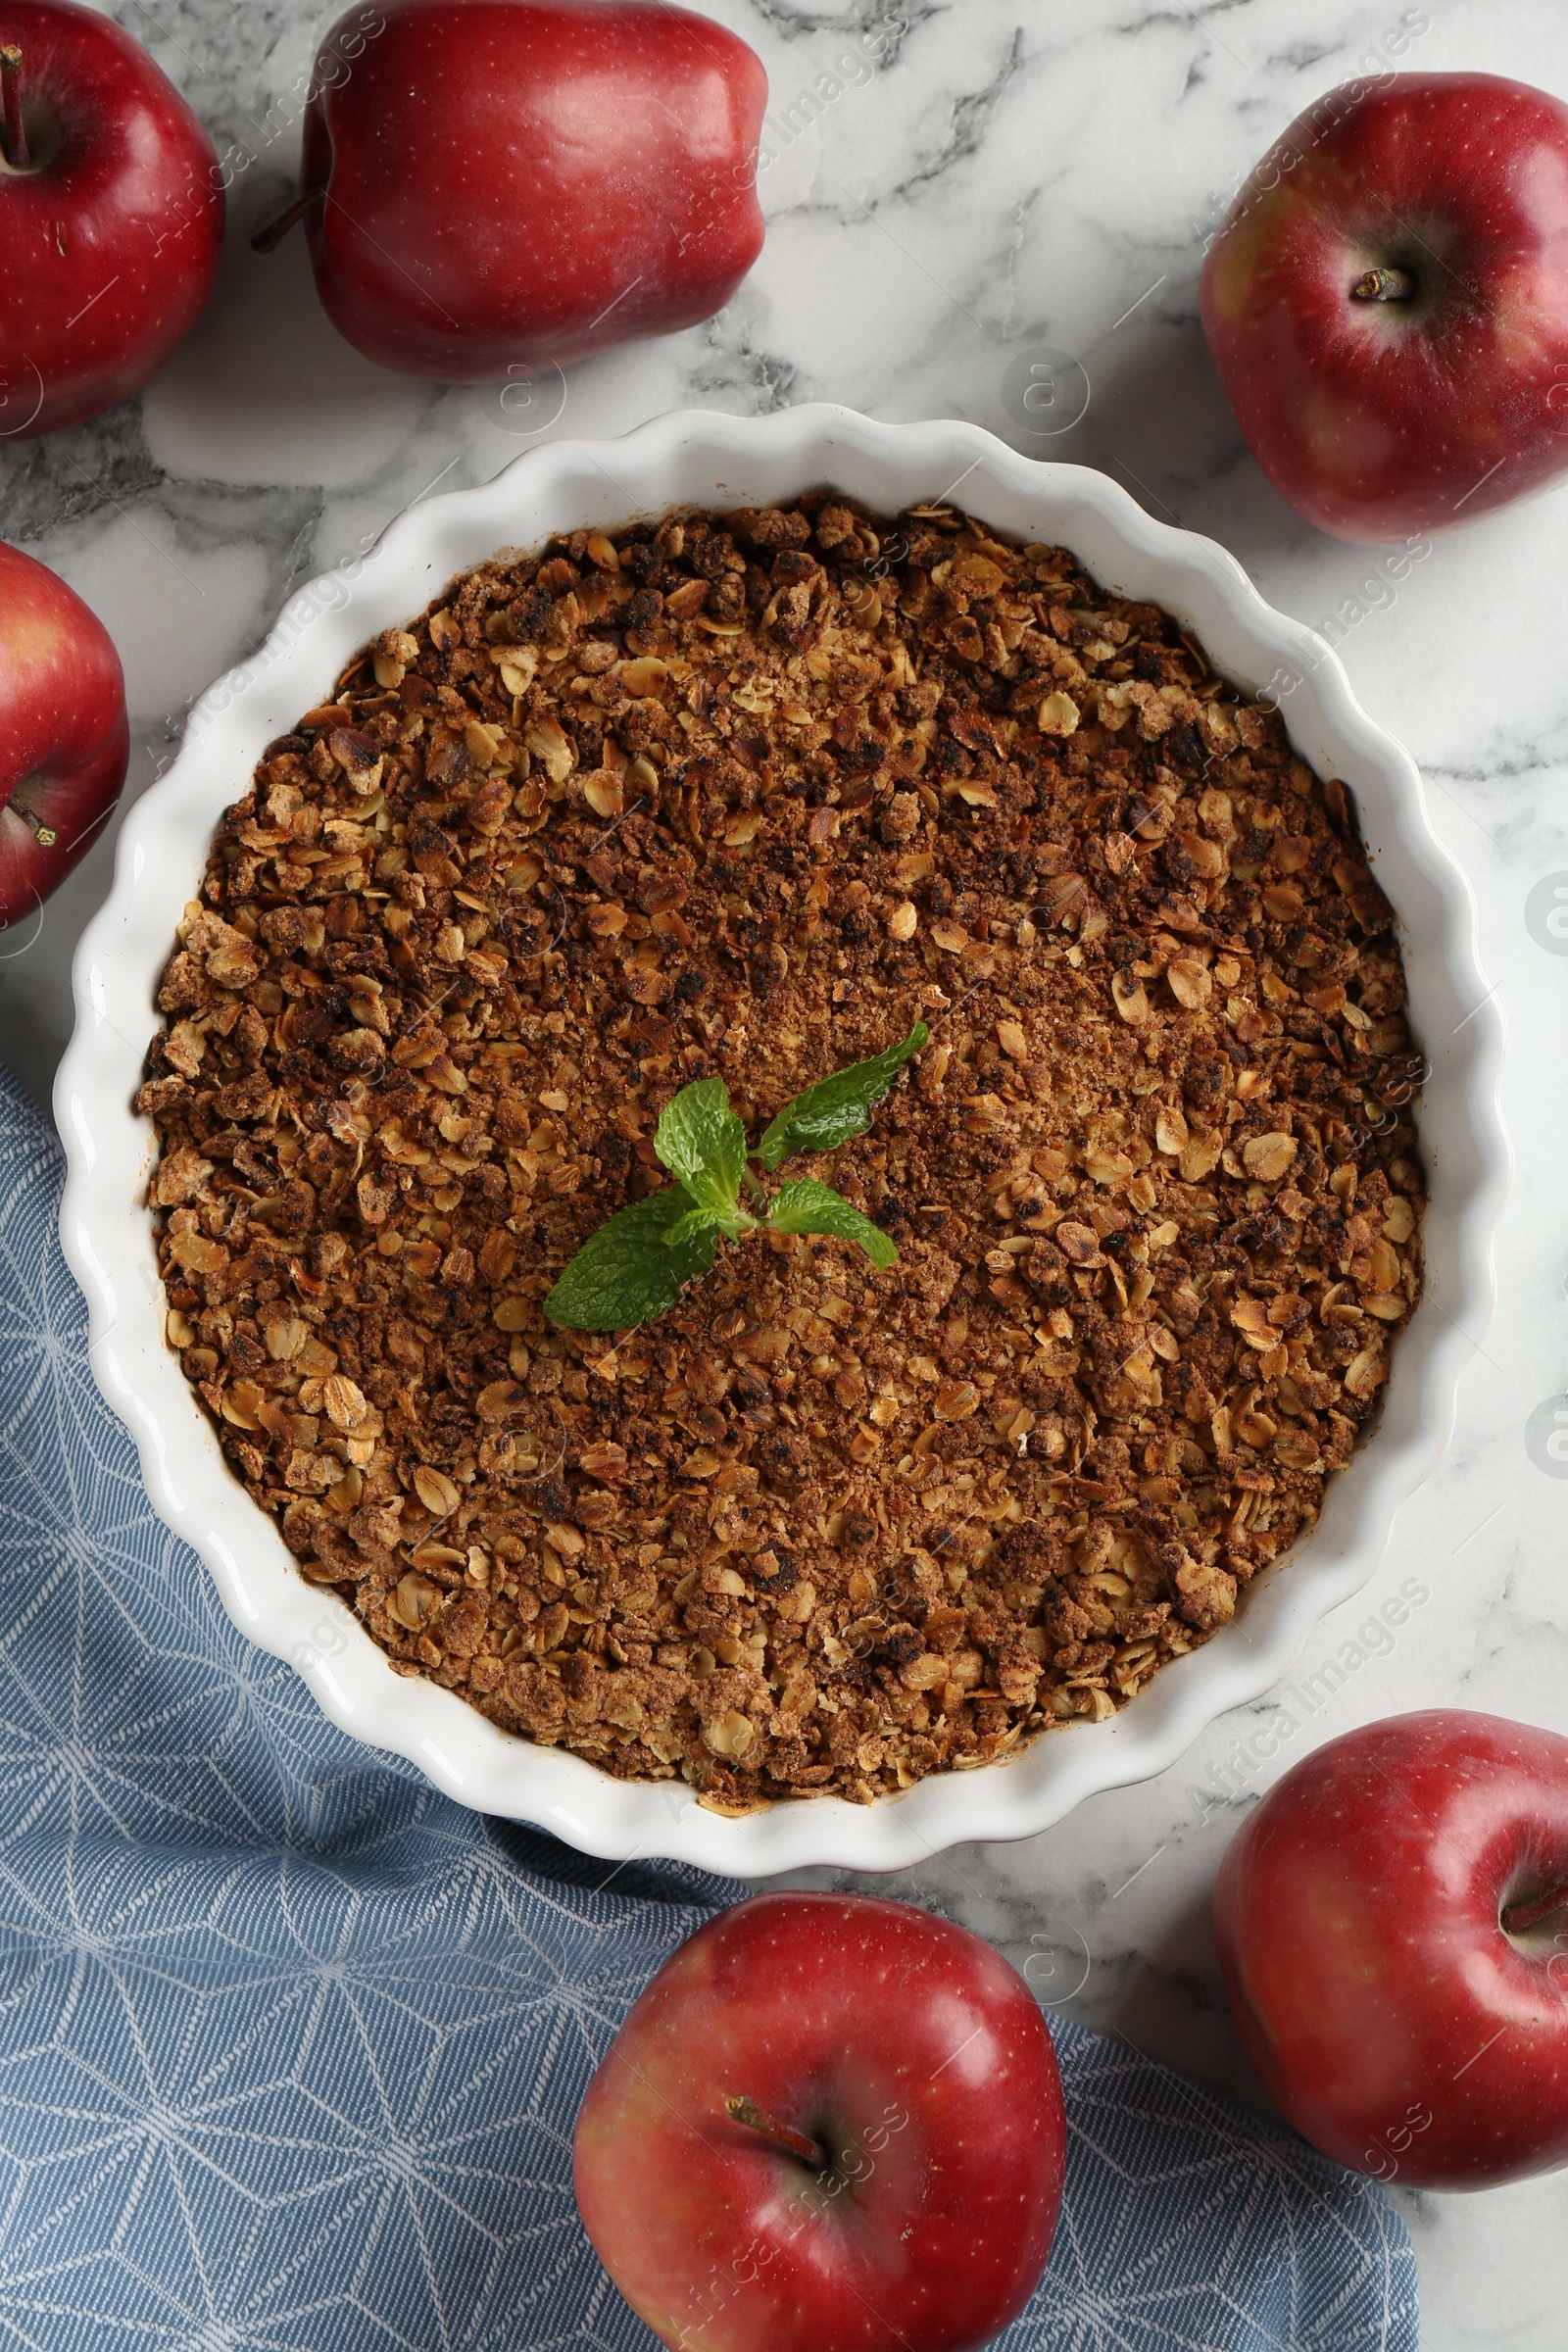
xmin=56 ymin=404 xmax=1509 ymax=1874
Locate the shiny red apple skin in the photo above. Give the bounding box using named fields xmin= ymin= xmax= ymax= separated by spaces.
xmin=299 ymin=0 xmax=767 ymax=382
xmin=1200 ymin=74 xmax=1568 ymax=542
xmin=1215 ymin=1710 xmax=1568 ymax=2190
xmin=0 ymin=0 xmax=222 ymax=440
xmin=0 ymin=542 xmax=128 ymax=927
xmin=573 ymin=1892 xmax=1066 ymax=2352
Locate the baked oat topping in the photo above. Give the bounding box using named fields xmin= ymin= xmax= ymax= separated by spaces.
xmin=140 ymin=497 xmax=1426 ymax=1811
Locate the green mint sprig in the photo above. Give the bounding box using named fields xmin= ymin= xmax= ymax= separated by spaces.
xmin=544 ymin=1022 xmax=927 ymax=1333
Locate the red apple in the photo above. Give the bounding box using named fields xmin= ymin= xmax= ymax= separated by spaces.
xmin=0 ymin=0 xmax=222 ymax=440
xmin=1215 ymin=1709 xmax=1568 ymax=2189
xmin=1200 ymin=74 xmax=1568 ymax=541
xmin=279 ymin=0 xmax=766 ymax=381
xmin=574 ymin=1892 xmax=1065 ymax=2352
xmin=0 ymin=542 xmax=129 ymax=927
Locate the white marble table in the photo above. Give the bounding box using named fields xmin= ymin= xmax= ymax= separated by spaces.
xmin=6 ymin=2 xmax=1567 ymax=2340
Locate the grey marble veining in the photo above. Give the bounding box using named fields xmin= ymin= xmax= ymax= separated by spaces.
xmin=5 ymin=4 xmax=1568 ymax=2343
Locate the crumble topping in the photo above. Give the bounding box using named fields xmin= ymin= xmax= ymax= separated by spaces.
xmin=140 ymin=497 xmax=1425 ymax=1810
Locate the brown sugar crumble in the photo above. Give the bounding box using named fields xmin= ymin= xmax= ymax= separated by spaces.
xmin=140 ymin=496 xmax=1426 ymax=1811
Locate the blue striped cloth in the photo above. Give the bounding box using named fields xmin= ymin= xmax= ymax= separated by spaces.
xmin=0 ymin=1058 xmax=1416 ymax=2349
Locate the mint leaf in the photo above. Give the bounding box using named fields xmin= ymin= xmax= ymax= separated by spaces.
xmin=655 ymin=1077 xmax=747 ymax=1217
xmin=544 ymin=1185 xmax=719 ymax=1331
xmin=764 ymin=1178 xmax=900 ymax=1270
xmin=663 ymin=1204 xmax=725 ymax=1249
xmin=757 ymin=1022 xmax=928 ymax=1172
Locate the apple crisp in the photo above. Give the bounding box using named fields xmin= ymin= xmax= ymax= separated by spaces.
xmin=140 ymin=496 xmax=1425 ymax=1810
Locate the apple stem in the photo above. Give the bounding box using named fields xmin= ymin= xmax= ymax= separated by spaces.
xmin=251 ymin=185 xmax=325 ymax=257
xmin=0 ymin=45 xmax=29 ymax=172
xmin=8 ymin=800 xmax=57 ymax=847
xmin=1351 ymin=266 xmax=1417 ymax=304
xmin=1502 ymin=1881 xmax=1568 ymax=1937
xmin=724 ymin=2095 xmax=826 ymax=2169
